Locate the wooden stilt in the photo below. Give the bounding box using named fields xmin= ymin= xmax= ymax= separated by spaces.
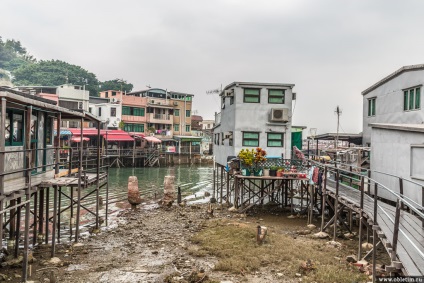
xmin=75 ymin=118 xmax=84 ymax=242
xmin=333 ymin=169 xmax=340 ymax=241
xmin=51 ymin=186 xmax=58 ymax=257
xmin=15 ymin=198 xmax=21 ymax=258
xmin=45 ymin=187 xmax=49 ymax=244
xmin=38 ymin=189 xmax=44 ymax=242
xmin=32 ymin=191 xmax=38 ymax=246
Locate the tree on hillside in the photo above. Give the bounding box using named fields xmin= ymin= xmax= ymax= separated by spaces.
xmin=99 ymin=79 xmax=133 ymax=93
xmin=0 ymin=37 xmax=35 ymax=71
xmin=13 ymin=60 xmax=100 ymax=96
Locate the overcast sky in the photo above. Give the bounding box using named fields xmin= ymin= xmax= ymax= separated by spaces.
xmin=2 ymin=0 xmax=424 ymax=134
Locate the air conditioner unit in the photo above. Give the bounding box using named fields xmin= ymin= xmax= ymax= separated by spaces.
xmin=150 ymin=100 xmax=154 ymax=104
xmin=270 ymin=108 xmax=289 ymax=122
xmin=173 ymin=102 xmax=178 ymax=106
xmin=157 ymin=102 xmax=161 ymax=105
xmin=225 ymin=89 xmax=234 ymax=97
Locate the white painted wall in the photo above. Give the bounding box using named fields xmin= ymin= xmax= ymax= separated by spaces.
xmin=370 ymin=127 xmax=424 ymax=204
xmin=57 ymin=84 xmax=90 ymax=111
xmin=363 ymin=70 xmax=424 ymax=145
xmin=214 ymin=83 xmax=293 ymax=166
xmin=89 ymin=103 xmax=122 ymax=129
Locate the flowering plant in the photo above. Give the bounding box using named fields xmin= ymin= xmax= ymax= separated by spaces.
xmin=253 ymin=147 xmax=267 ymax=169
xmin=238 ymin=149 xmax=255 ymax=168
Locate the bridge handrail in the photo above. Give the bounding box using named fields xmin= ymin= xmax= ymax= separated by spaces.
xmin=310 ymin=159 xmax=424 ymax=211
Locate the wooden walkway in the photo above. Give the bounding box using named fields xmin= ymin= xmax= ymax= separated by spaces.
xmin=326 ymin=179 xmax=424 ymax=276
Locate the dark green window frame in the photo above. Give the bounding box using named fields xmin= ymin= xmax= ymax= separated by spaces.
xmin=403 ymin=87 xmax=421 ymax=111
xmin=5 ymin=109 xmax=24 ymax=146
xmin=122 ymin=106 xmax=145 ymax=116
xmin=124 ymin=123 xmax=144 ymax=132
xmin=174 ymin=124 xmax=179 ymax=131
xmin=185 ymin=125 xmax=190 ymax=132
xmin=174 ymin=109 xmax=180 ymax=116
xmin=242 ymin=132 xmax=259 ymax=147
xmin=368 ymin=98 xmax=376 ymax=116
xmin=122 ymin=106 xmax=131 ymax=115
xmin=243 ymin=88 xmax=260 ymax=103
xmin=186 ymin=110 xmax=191 ymax=117
xmin=268 ymin=89 xmax=285 ymax=104
xmin=267 ymin=133 xmax=284 ymax=147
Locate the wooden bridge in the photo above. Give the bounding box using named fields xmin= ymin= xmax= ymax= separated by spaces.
xmin=318 ymin=163 xmax=424 ymax=279
xmin=212 ymin=159 xmax=424 ymax=281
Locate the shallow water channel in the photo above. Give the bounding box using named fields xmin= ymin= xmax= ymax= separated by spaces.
xmin=42 ymin=165 xmax=214 ymax=241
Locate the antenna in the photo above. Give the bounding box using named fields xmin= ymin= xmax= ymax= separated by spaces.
xmin=146 ymin=85 xmax=151 ymax=89
xmin=206 ymin=84 xmax=222 ymax=95
xmin=334 ymin=105 xmax=342 ymax=149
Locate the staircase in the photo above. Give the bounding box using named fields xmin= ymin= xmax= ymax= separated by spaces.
xmin=144 ymin=149 xmax=159 ymax=167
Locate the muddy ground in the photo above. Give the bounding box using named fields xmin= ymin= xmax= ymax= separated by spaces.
xmin=0 ymin=201 xmax=371 ymax=283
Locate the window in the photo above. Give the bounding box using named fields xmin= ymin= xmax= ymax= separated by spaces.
xmin=105 ymin=91 xmax=109 ymax=98
xmin=98 ymin=107 xmax=102 ymax=117
xmin=186 ymin=125 xmax=190 ymax=132
xmin=368 ymin=98 xmax=376 ymax=116
xmin=174 ymin=124 xmax=179 ymax=131
xmin=221 ymin=133 xmax=224 ymax=145
xmin=78 ymin=102 xmax=83 ymax=110
xmin=133 ymin=107 xmax=145 ymax=116
xmin=217 ymin=133 xmax=220 ymax=145
xmin=124 ymin=123 xmax=144 ymax=132
xmin=122 ymin=106 xmax=131 ymax=115
xmin=267 ymin=133 xmax=284 ymax=147
xmin=268 ymin=89 xmax=285 ymax=104
xmin=112 ymin=91 xmax=117 ymax=96
xmin=244 ymin=88 xmax=260 ymax=103
xmin=404 ymin=87 xmax=421 ymax=111
xmin=110 ymin=107 xmax=116 ymax=117
xmin=45 ymin=117 xmax=53 ymax=145
xmin=89 ymin=107 xmax=92 ymax=113
xmin=122 ymin=106 xmax=145 ymax=116
xmin=242 ymin=132 xmax=259 ymax=147
xmin=186 ymin=110 xmax=191 ymax=117
xmin=230 ymin=96 xmax=234 ymax=105
xmin=174 ymin=109 xmax=180 ymax=116
xmin=229 ymin=132 xmax=233 ymax=146
xmin=5 ymin=110 xmax=24 ymax=146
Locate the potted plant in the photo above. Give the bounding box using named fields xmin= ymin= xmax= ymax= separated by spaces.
xmin=269 ymin=166 xmax=278 ymax=176
xmin=253 ymin=147 xmax=267 ymax=176
xmin=263 ymin=167 xmax=270 ymax=177
xmin=276 ymin=167 xmax=284 ymax=177
xmin=238 ymin=149 xmax=254 ymax=176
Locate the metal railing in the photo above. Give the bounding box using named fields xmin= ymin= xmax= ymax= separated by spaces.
xmin=309 ymin=159 xmax=424 ymax=278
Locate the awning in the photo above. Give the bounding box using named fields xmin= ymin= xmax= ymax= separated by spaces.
xmin=173 ymin=135 xmax=203 ymax=142
xmin=104 ymin=134 xmax=135 ymax=142
xmin=54 ymin=129 xmax=72 ymax=136
xmin=71 ymin=136 xmax=90 ymax=142
xmin=143 ymin=136 xmax=162 ymax=143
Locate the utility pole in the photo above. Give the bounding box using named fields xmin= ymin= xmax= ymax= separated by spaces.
xmin=335 ymin=106 xmax=342 ymax=149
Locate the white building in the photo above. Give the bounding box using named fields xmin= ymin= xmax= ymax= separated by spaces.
xmin=362 ymin=64 xmax=424 ymax=146
xmin=89 ymin=96 xmax=122 ymax=129
xmin=362 ymin=64 xmax=424 ymax=204
xmin=213 ymin=82 xmax=295 ymax=166
xmin=57 ymin=84 xmax=90 ymax=111
xmin=369 ymin=123 xmax=424 ymax=204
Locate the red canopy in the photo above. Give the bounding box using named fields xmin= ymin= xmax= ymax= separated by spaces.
xmin=71 ymin=136 xmax=90 ymax=142
xmin=104 ymin=134 xmax=134 ymax=142
xmin=143 ymin=136 xmax=162 ymax=143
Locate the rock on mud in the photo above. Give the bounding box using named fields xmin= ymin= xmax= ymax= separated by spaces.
xmin=128 ymin=176 xmax=142 ymax=209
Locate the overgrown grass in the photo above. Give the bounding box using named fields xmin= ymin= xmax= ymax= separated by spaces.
xmin=191 ymin=219 xmax=367 ymax=283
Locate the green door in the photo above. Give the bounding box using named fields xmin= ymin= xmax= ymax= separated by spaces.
xmin=31 ymin=111 xmax=38 ymax=174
